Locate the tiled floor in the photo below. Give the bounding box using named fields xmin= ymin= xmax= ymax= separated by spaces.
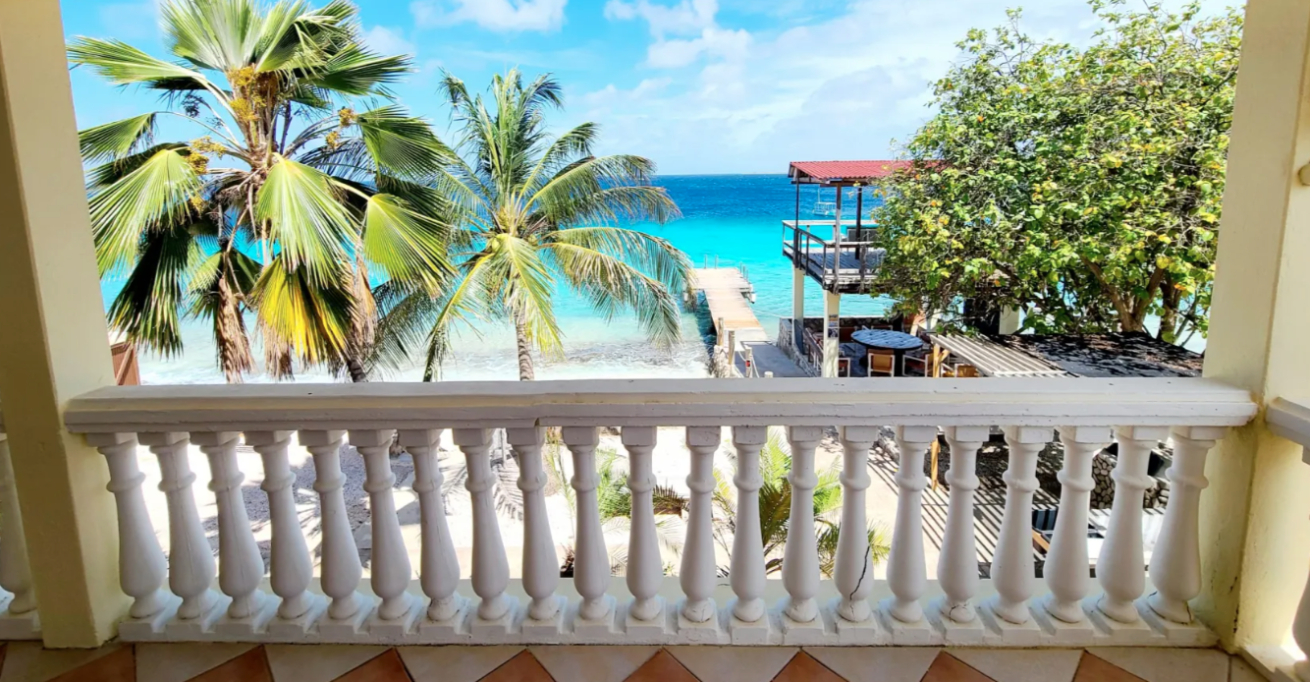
xmin=0 ymin=643 xmax=1266 ymax=682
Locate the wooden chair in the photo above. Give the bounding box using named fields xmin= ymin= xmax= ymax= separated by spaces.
xmin=903 ymin=355 xmax=928 ymax=377
xmin=838 ymin=357 xmax=852 ymax=377
xmin=867 ymin=349 xmax=895 ymax=377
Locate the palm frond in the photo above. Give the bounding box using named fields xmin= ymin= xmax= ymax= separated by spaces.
xmin=361 ymin=192 xmax=452 ymax=288
xmin=89 ymin=147 xmax=204 ymax=275
xmin=68 ymin=37 xmax=217 ymax=92
xmin=547 ymin=226 xmax=690 ymax=295
xmin=256 ymin=157 xmax=352 ymax=283
xmin=106 ymin=225 xmax=201 ymax=357
xmin=489 ymin=234 xmax=563 ymax=356
xmin=250 ymin=254 xmax=352 ymax=377
xmin=306 ymin=43 xmax=410 ymax=96
xmin=79 ymin=113 xmax=158 ymax=164
xmin=531 ymin=156 xmax=678 ymax=226
xmin=542 ymin=241 xmax=682 ymax=348
xmin=356 ymin=105 xmax=452 ymax=179
xmin=161 ymin=0 xmax=263 ymax=72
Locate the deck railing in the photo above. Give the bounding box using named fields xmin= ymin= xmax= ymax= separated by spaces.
xmin=61 ymin=378 xmax=1255 ymax=645
xmin=1265 ymin=397 xmax=1310 ymax=681
xmin=781 ymin=223 xmax=880 ymax=289
xmin=0 ymin=412 xmax=39 ymax=640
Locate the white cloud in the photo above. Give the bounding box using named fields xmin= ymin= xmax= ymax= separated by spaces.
xmin=98 ymin=1 xmax=162 ymax=40
xmin=604 ymin=0 xmax=717 ymax=37
xmin=647 ymin=26 xmax=750 ymax=68
xmin=363 ymin=26 xmax=416 ymax=57
xmin=410 ymin=0 xmax=567 ymax=32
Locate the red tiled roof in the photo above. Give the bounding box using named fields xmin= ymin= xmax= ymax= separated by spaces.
xmin=788 ymin=160 xmax=915 ymax=184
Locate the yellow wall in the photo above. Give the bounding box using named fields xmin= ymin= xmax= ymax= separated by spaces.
xmin=0 ymin=0 xmax=129 ymax=646
xmin=1198 ymin=0 xmax=1310 ymax=653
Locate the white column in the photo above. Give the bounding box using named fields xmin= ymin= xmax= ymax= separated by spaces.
xmin=1148 ymin=427 xmax=1225 ymax=624
xmin=399 ymin=429 xmax=462 ymax=622
xmin=782 ymin=426 xmax=822 ymax=623
xmin=508 ymin=427 xmax=561 ymax=622
xmin=194 ymin=432 xmax=266 ymax=620
xmin=682 ymin=427 xmax=721 ymax=623
xmin=621 ymin=426 xmax=664 ymax=622
xmin=563 ymin=427 xmax=613 ymax=622
xmin=248 ymin=431 xmax=315 ymax=622
xmin=90 ymin=433 xmax=168 ymax=620
xmin=835 ymin=426 xmax=876 ymax=622
xmin=1042 ymin=427 xmax=1109 ymax=624
xmin=351 ymin=430 xmax=415 ymax=622
xmin=453 ymin=428 xmax=512 ymax=622
xmin=1095 ymin=426 xmax=1166 ymax=624
xmin=987 ymin=427 xmax=1052 ymax=624
xmin=939 ymin=427 xmax=987 ymax=624
xmin=886 ymin=426 xmax=934 ymax=623
xmin=792 ymin=267 xmax=805 ymax=323
xmin=142 ymin=432 xmax=217 ymax=621
xmin=0 ymin=434 xmax=35 ymax=615
xmin=822 ymin=291 xmax=841 ymax=378
xmin=301 ymin=430 xmax=365 ymax=623
xmin=730 ymin=427 xmax=768 ymax=623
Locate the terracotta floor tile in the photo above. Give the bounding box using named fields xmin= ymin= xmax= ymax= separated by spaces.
xmin=624 ymin=650 xmax=698 ymax=682
xmin=921 ymin=652 xmax=996 ymax=682
xmin=480 ymin=651 xmax=554 ymax=682
xmin=49 ymin=645 xmax=135 ymax=682
xmin=772 ymin=652 xmax=844 ymax=682
xmin=1073 ymin=653 xmax=1146 ymax=682
xmin=188 ymin=647 xmax=273 ymax=682
xmin=333 ymin=650 xmax=411 ymax=682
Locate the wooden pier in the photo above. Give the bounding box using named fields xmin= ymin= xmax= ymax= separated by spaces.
xmin=689 ymin=268 xmax=807 ymax=377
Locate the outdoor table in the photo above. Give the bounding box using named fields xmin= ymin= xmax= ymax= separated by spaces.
xmin=850 ymin=329 xmax=923 ymax=376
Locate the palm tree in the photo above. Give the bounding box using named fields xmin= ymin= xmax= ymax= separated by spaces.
xmin=72 ymin=0 xmax=453 ymax=382
xmin=398 ymin=69 xmax=690 ymax=381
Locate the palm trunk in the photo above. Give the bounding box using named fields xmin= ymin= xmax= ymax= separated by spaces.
xmin=215 ymin=262 xmax=254 ymax=383
xmin=345 ymin=357 xmax=368 ymax=383
xmin=515 ymin=319 xmax=535 ymax=381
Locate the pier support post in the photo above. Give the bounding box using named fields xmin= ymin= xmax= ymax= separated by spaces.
xmin=792 ymin=268 xmax=805 ymax=323
xmin=823 ymin=290 xmax=841 ymax=378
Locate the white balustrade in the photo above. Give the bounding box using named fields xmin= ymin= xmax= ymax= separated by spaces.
xmin=563 ymin=426 xmax=614 ymax=625
xmin=621 ymin=426 xmax=665 ymax=624
xmin=193 ymin=432 xmax=267 ymax=623
xmin=782 ymin=426 xmax=822 ymax=624
xmin=400 ymin=429 xmax=463 ymax=623
xmin=1042 ymin=427 xmax=1109 ymax=624
xmin=986 ymin=427 xmax=1051 ymax=626
xmin=886 ymin=426 xmax=933 ymax=624
xmin=1147 ymin=427 xmax=1225 ymax=624
xmin=454 ymin=428 xmax=513 ymax=624
xmin=835 ymin=426 xmax=876 ymax=623
xmin=729 ymin=427 xmax=768 ymax=625
xmin=682 ymin=426 xmax=720 ymax=623
xmin=938 ymin=427 xmax=986 ymax=625
xmin=0 ymin=433 xmax=36 ymax=619
xmin=60 ymin=378 xmax=1253 ymax=645
xmin=143 ymin=431 xmax=219 ymax=623
xmin=301 ymin=430 xmax=366 ymax=629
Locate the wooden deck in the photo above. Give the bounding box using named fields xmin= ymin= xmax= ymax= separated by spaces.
xmin=689 ymin=268 xmax=807 ymax=378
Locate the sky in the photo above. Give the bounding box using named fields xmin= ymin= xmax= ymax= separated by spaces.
xmin=59 ymin=0 xmax=1238 ymax=175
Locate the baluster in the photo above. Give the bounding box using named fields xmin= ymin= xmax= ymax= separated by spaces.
xmin=399 ymin=430 xmax=464 ymax=626
xmin=351 ymin=430 xmax=418 ymax=629
xmin=142 ymin=432 xmax=220 ymax=624
xmin=729 ymin=427 xmax=768 ymax=634
xmin=781 ymin=426 xmax=822 ymax=625
xmin=0 ymin=434 xmax=35 ymax=617
xmin=1042 ymin=427 xmax=1109 ymax=627
xmin=621 ymin=426 xmax=665 ymax=629
xmin=1147 ymin=426 xmax=1225 ymax=625
xmin=89 ymin=433 xmax=171 ymax=627
xmin=885 ymin=426 xmax=933 ymax=628
xmin=835 ymin=426 xmax=876 ymax=623
xmin=1294 ymin=564 xmax=1310 ymax=681
xmin=509 ymin=427 xmax=563 ymax=628
xmin=1094 ymin=426 xmax=1166 ymax=625
xmin=248 ymin=431 xmax=321 ymax=631
xmin=985 ymin=427 xmax=1051 ymax=630
xmin=563 ymin=426 xmax=615 ymax=630
xmin=301 ymin=430 xmax=368 ymax=633
xmin=453 ymin=428 xmax=513 ymax=626
xmin=193 ymin=431 xmax=269 ymax=628
xmin=937 ymin=427 xmax=986 ymax=627
xmin=682 ymin=427 xmax=721 ymax=628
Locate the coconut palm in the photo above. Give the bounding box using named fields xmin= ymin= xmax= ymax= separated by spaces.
xmin=72 ymin=0 xmax=453 ymax=382
xmin=396 ymin=69 xmax=690 ymax=381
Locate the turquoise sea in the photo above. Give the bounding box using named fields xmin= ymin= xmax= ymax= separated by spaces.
xmin=101 ymin=174 xmax=891 ymax=384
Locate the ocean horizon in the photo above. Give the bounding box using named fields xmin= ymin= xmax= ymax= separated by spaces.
xmin=102 ymin=174 xmax=893 ymax=384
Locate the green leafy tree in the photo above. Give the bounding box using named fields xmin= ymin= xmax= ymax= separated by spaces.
xmin=396 ymin=69 xmax=691 ymax=381
xmin=871 ymin=1 xmax=1240 ymax=344
xmin=73 ymin=0 xmax=453 ymax=382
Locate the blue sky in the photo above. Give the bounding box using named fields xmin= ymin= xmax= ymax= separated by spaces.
xmin=59 ymin=0 xmax=1236 ymax=175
